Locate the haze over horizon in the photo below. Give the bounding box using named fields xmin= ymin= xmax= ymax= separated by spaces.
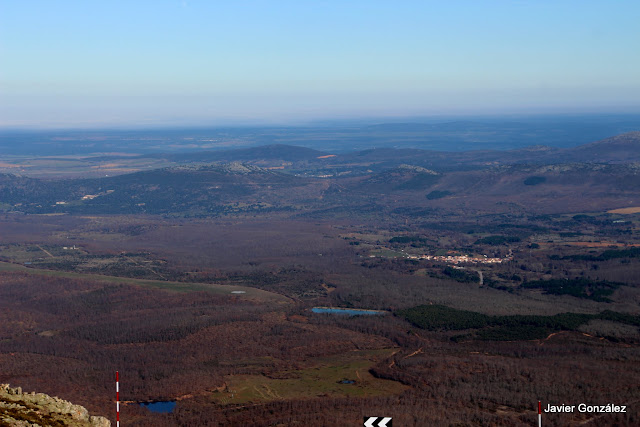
xmin=1 ymin=1 xmax=639 ymax=128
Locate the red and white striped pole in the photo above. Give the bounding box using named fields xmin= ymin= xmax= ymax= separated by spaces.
xmin=116 ymin=371 xmax=120 ymax=427
xmin=538 ymin=400 xmax=542 ymax=427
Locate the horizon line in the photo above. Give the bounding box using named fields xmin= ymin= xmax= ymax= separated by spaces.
xmin=2 ymin=110 xmax=640 ymax=133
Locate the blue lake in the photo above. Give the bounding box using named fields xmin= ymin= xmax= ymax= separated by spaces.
xmin=139 ymin=401 xmax=176 ymax=413
xmin=311 ymin=307 xmax=386 ymax=316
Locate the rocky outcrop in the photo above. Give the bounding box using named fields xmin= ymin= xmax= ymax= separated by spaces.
xmin=0 ymin=384 xmax=110 ymax=426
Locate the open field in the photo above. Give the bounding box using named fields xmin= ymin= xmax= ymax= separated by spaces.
xmin=0 ymin=261 xmax=288 ymax=303
xmin=0 ymin=155 xmax=173 ymax=178
xmin=212 ymin=349 xmax=407 ymax=405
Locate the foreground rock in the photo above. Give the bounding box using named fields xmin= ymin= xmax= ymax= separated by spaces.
xmin=0 ymin=384 xmax=110 ymax=426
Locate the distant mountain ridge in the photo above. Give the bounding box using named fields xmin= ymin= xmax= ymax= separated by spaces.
xmin=329 ymin=131 xmax=640 ymax=167
xmin=558 ymin=131 xmax=640 ymax=162
xmin=1 ymin=132 xmax=640 ymax=216
xmin=6 ymin=131 xmax=638 ymax=181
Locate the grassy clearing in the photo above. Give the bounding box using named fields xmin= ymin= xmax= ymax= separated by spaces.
xmin=370 ymin=248 xmax=406 ymax=258
xmin=0 ymin=243 xmax=88 ymax=263
xmin=212 ymin=349 xmax=406 ymax=405
xmin=608 ymin=207 xmax=640 ymax=214
xmin=0 ymin=261 xmax=288 ymax=303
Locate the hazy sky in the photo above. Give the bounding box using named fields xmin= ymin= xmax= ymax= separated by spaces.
xmin=1 ymin=1 xmax=639 ymax=128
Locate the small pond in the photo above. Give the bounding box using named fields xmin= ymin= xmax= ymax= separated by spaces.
xmin=311 ymin=307 xmax=387 ymax=316
xmin=139 ymin=401 xmax=176 ymax=413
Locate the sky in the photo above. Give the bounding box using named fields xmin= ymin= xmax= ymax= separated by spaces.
xmin=1 ymin=0 xmax=639 ymax=128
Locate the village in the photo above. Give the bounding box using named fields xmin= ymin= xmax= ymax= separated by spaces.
xmin=407 ymin=253 xmax=512 ymax=265
xmin=369 ymin=248 xmax=513 ymax=265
